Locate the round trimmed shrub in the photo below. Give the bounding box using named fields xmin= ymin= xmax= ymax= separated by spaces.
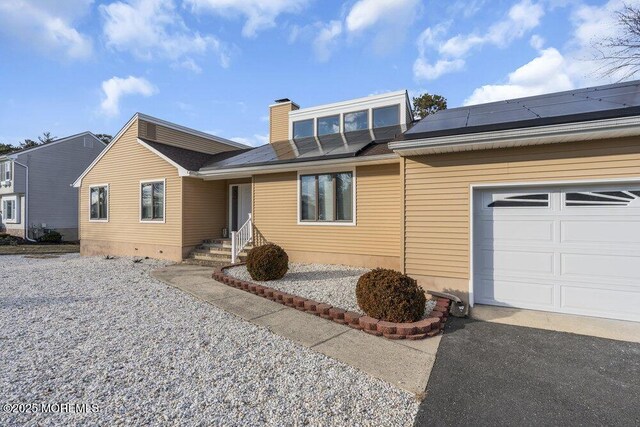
xmin=356 ymin=268 xmax=426 ymax=323
xmin=246 ymin=243 xmax=288 ymax=281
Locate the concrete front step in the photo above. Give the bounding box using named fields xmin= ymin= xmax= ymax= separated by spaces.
xmin=201 ymin=239 xmax=254 ymax=251
xmin=189 ymin=252 xmax=247 ymax=263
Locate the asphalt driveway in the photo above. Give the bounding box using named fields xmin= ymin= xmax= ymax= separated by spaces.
xmin=415 ymin=317 xmax=640 ymax=426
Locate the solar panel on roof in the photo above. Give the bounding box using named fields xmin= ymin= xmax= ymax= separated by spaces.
xmin=403 ymin=80 xmax=640 ymax=140
xmin=201 ymin=125 xmax=403 ymax=170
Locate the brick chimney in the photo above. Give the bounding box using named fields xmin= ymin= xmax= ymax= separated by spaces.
xmin=269 ymin=98 xmax=299 ymax=143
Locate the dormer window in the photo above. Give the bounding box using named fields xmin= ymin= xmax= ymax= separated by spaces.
xmin=293 ymin=119 xmax=313 ymax=138
xmin=344 ymin=110 xmax=368 ymax=132
xmin=317 ymin=115 xmax=340 ymax=136
xmin=373 ymin=105 xmax=400 ymax=128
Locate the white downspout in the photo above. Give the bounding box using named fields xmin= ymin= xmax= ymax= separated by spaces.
xmin=12 ymin=160 xmax=36 ymax=242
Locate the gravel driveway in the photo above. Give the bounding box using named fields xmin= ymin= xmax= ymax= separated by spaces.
xmin=227 ymin=263 xmax=436 ymax=317
xmin=0 ymin=255 xmax=419 ymax=426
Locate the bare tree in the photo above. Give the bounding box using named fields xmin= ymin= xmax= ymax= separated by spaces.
xmin=595 ymin=4 xmax=640 ymax=80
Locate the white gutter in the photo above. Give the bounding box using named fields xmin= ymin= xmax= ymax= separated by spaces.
xmin=11 ymin=160 xmax=36 ymax=242
xmin=389 ymin=115 xmax=640 ymax=155
xmin=196 ymin=153 xmax=399 ymax=179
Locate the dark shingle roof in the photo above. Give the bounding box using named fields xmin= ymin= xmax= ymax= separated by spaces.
xmin=139 ymin=139 xmax=249 ymax=171
xmin=401 ymin=80 xmax=640 ymax=141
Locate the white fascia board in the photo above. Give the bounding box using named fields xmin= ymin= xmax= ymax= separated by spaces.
xmin=389 ymin=116 xmax=640 ymax=156
xmin=197 ymin=154 xmax=399 ymax=180
xmin=136 ymin=139 xmax=191 ymax=177
xmin=290 ymin=90 xmax=409 ymax=121
xmin=137 ymin=113 xmax=250 ymax=149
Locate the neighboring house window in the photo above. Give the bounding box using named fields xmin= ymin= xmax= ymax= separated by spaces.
xmin=89 ymin=185 xmax=108 ymax=221
xmin=300 ymin=172 xmax=353 ymax=223
xmin=317 ymin=115 xmax=340 ymax=136
xmin=2 ymin=196 xmax=20 ymax=224
xmin=293 ymin=119 xmax=313 ymax=139
xmin=373 ymin=105 xmax=400 ymax=128
xmin=141 ymin=180 xmax=165 ymax=222
xmin=0 ymin=161 xmax=11 ymax=181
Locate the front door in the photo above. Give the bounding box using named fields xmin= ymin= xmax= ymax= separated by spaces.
xmin=230 ymin=184 xmax=252 ymax=232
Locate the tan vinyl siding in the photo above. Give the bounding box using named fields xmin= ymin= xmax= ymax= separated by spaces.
xmin=181 ymin=178 xmax=227 ymax=247
xmin=80 ymin=119 xmax=182 ymax=248
xmin=138 ymin=119 xmax=236 ymax=154
xmin=253 ymin=163 xmax=401 ymax=264
xmin=269 ymin=102 xmax=296 ymax=143
xmin=404 ymin=137 xmax=640 ymax=281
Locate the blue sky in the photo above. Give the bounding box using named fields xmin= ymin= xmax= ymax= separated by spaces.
xmin=0 ymin=0 xmax=635 ymax=147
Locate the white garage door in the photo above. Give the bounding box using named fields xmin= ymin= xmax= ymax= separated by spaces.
xmin=474 ymin=184 xmax=640 ymax=322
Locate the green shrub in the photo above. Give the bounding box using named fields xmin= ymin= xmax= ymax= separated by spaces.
xmin=356 ymin=268 xmax=426 ymax=323
xmin=38 ymin=231 xmax=62 ymax=244
xmin=246 ymin=243 xmax=288 ymax=281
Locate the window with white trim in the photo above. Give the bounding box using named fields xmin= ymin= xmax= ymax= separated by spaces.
xmin=2 ymin=199 xmax=15 ymax=222
xmin=89 ymin=185 xmax=108 ymax=221
xmin=0 ymin=161 xmax=11 ymax=181
xmin=141 ymin=181 xmax=165 ymax=221
xmin=300 ymin=172 xmax=353 ymax=222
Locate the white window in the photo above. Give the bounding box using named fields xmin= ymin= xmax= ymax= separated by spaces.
xmin=89 ymin=185 xmax=109 ymax=221
xmin=140 ymin=180 xmax=165 ymax=222
xmin=299 ymin=171 xmax=354 ymax=224
xmin=373 ymin=104 xmax=400 ymax=128
xmin=0 ymin=161 xmax=11 ymax=181
xmin=343 ymin=110 xmax=368 ymax=132
xmin=2 ymin=196 xmax=19 ymax=223
xmin=293 ymin=119 xmax=314 ymax=139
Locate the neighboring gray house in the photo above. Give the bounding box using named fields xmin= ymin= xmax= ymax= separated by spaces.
xmin=0 ymin=132 xmax=106 ymax=241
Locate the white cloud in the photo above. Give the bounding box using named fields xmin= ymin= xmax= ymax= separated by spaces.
xmin=185 ymin=0 xmax=308 ymax=38
xmin=414 ymin=0 xmax=544 ymax=81
xmin=463 ymin=48 xmax=574 ymax=105
xmin=293 ymin=0 xmax=420 ymax=61
xmin=313 ymin=20 xmax=342 ymax=62
xmin=230 ymin=134 xmax=269 ymax=147
xmin=413 ymin=58 xmax=465 ymax=81
xmin=0 ymin=0 xmax=92 ymax=59
xmin=101 ymin=0 xmax=230 ymax=69
xmin=463 ymin=0 xmax=640 ymax=106
xmin=100 ymin=76 xmax=158 ymax=117
xmin=529 ymin=34 xmax=545 ymax=50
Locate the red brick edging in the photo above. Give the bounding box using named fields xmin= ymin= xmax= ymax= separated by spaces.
xmin=212 ymin=264 xmax=453 ymax=341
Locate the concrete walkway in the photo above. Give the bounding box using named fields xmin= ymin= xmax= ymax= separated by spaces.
xmin=151 ymin=263 xmax=441 ymax=396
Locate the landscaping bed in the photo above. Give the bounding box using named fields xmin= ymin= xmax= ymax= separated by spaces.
xmin=226 ymin=263 xmax=437 ymax=318
xmin=219 ymin=263 xmax=450 ymax=340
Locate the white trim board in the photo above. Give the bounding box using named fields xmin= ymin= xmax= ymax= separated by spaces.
xmin=199 ymin=154 xmax=399 ymax=180
xmin=390 ymin=115 xmax=640 ymax=156
xmin=137 ymin=139 xmax=190 ymax=177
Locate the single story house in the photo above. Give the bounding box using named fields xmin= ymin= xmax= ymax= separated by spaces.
xmin=74 ymin=82 xmax=640 ymax=323
xmin=1 ymin=132 xmax=106 ymax=240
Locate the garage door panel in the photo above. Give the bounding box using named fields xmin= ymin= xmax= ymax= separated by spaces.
xmin=560 ymin=284 xmax=640 ymax=322
xmin=477 ymin=219 xmax=554 ymax=243
xmin=561 ymin=253 xmax=640 ymax=282
xmin=476 ymin=278 xmax=555 ymax=308
xmin=561 ymin=220 xmax=640 ymax=246
xmin=474 ymin=184 xmax=640 ymax=323
xmin=479 ymin=249 xmax=555 ymax=276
